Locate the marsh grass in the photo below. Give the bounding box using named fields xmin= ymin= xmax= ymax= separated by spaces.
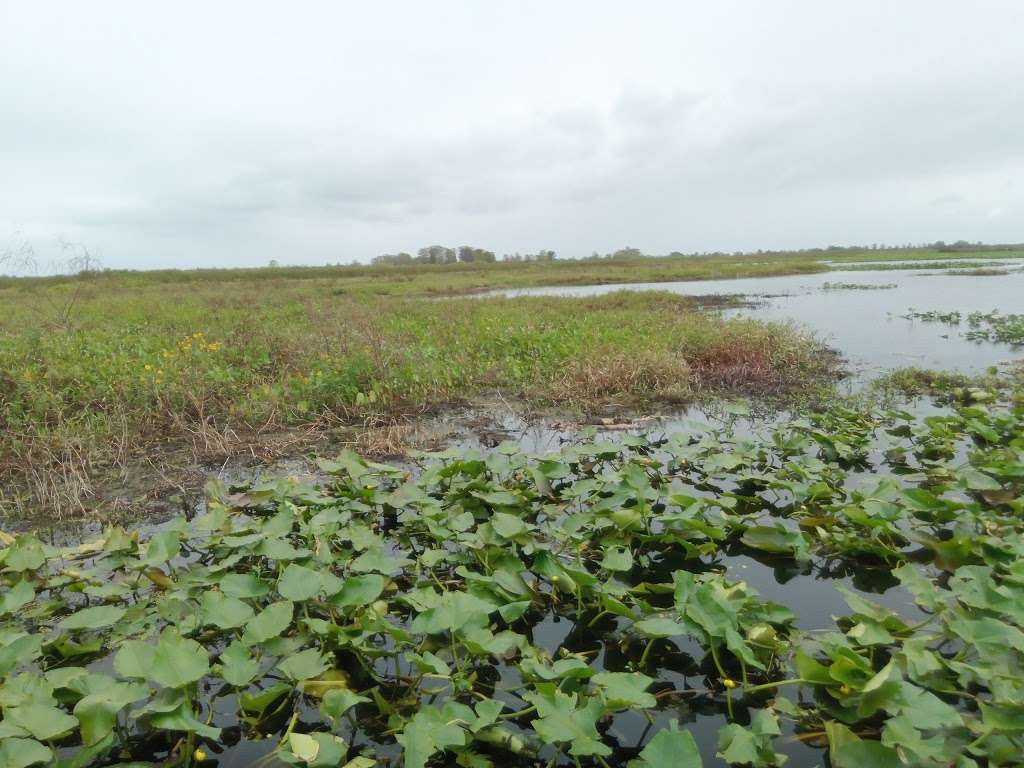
xmin=0 ymin=276 xmax=834 ymax=517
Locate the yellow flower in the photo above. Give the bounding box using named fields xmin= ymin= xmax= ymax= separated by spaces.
xmin=144 ymin=363 xmax=153 ymax=371
xmin=193 ymin=748 xmax=207 ymax=761
xmin=722 ymin=678 xmax=737 ymax=689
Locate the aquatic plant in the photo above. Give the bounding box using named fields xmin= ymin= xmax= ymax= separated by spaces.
xmin=821 ymin=282 xmax=897 ymax=291
xmin=2 ymin=385 xmax=1023 ymax=766
xmin=904 ymin=308 xmax=1024 ymax=346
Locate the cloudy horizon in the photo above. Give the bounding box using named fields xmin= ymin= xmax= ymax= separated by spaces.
xmin=3 ymin=2 xmax=1023 ymax=271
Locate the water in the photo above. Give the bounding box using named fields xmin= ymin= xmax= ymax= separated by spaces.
xmin=490 ymin=262 xmax=1024 ymax=381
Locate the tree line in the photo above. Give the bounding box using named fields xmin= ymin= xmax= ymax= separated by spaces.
xmin=372 ymin=246 xmax=557 ymax=265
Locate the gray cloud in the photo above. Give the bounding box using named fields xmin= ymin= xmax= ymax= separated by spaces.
xmin=2 ymin=1 xmax=1023 ymax=270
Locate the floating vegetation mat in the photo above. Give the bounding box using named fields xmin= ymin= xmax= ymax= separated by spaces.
xmin=2 ymin=392 xmax=1024 ymax=767
xmin=904 ymin=309 xmax=1024 ymax=346
xmin=821 ymin=282 xmax=897 ymax=291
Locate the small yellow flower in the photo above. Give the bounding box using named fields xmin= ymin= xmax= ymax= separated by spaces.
xmin=840 ymin=684 xmax=852 ymax=695
xmin=193 ymin=748 xmax=207 ymax=761
xmin=144 ymin=363 xmax=153 ymax=371
xmin=722 ymin=678 xmax=737 ymax=689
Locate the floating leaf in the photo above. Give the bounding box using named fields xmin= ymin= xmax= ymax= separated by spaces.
xmin=628 ymin=720 xmax=702 ymax=768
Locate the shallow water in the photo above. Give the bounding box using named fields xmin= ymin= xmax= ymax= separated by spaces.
xmin=490 ymin=262 xmax=1024 ymax=382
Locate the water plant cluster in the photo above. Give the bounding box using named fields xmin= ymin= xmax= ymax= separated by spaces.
xmin=2 ymin=384 xmax=1023 ymax=767
xmin=820 ymin=282 xmax=897 ymax=291
xmin=904 ymin=309 xmax=1024 ymax=346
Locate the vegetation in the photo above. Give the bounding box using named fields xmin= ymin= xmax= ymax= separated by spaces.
xmin=835 ymin=260 xmax=1011 ymax=272
xmin=820 ymin=282 xmax=897 ymax=291
xmin=1 ymin=380 xmax=1023 ymax=766
xmin=0 ymin=276 xmax=832 ymax=517
xmin=5 ymin=241 xmax=1023 ymax=519
xmin=904 ymin=310 xmax=1024 ymax=346
xmin=944 ymin=268 xmax=1012 ymax=277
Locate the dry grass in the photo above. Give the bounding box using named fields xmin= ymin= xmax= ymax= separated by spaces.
xmin=548 ymin=351 xmax=693 ymax=404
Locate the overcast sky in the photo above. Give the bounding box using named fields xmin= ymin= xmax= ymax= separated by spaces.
xmin=2 ymin=2 xmax=1023 ymax=270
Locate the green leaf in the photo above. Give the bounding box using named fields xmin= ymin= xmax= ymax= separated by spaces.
xmin=219 ymin=572 xmax=271 ymax=598
xmin=628 ymin=720 xmax=702 ymax=768
xmin=277 ymin=647 xmax=330 ymax=681
xmin=278 ymin=563 xmax=323 ymax=601
xmin=794 ymin=649 xmax=834 ymax=686
xmin=2 ymin=536 xmax=47 ymax=572
xmin=320 ymin=688 xmax=370 ymax=726
xmin=524 ymin=685 xmax=611 ymax=757
xmin=0 ymin=581 xmax=35 ymax=615
xmin=396 ymin=705 xmax=468 ymax=768
xmin=592 ymin=671 xmax=656 ymax=709
xmin=6 ymin=703 xmax=79 ymax=741
xmin=141 ymin=529 xmax=180 ymax=564
xmin=740 ymin=524 xmax=806 ymax=556
xmin=287 ymin=732 xmax=321 ymax=763
xmin=601 ymin=545 xmax=634 ymax=572
xmin=634 ymin=617 xmax=687 ymax=638
xmin=73 ymin=680 xmax=149 ymax=745
xmin=960 ymin=468 xmax=1001 ymax=491
xmin=149 ymin=630 xmax=210 ymax=688
xmin=114 ymin=640 xmax=156 ymax=679
xmin=200 ymin=590 xmax=254 ymax=629
xmin=59 ymin=604 xmax=126 ymax=631
xmin=330 ymin=575 xmax=385 ymax=609
xmin=716 ymin=711 xmax=782 ymax=767
xmin=0 ymin=738 xmax=52 ymax=768
xmin=218 ymin=640 xmax=261 ymax=687
xmin=242 ymin=600 xmax=294 ymax=645
xmin=491 ymin=512 xmax=527 ymax=539
xmin=826 ymin=720 xmax=900 ymax=768
xmin=145 ymin=692 xmax=222 ymax=740
xmin=239 ymin=682 xmax=291 ymax=718
xmin=411 ymin=591 xmax=495 ymax=635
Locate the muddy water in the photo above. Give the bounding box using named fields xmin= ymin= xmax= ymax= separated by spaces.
xmin=491 ymin=260 xmax=1024 ymax=382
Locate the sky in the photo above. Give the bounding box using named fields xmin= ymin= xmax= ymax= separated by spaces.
xmin=2 ymin=2 xmax=1023 ymax=271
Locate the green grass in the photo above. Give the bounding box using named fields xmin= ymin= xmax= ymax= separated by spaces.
xmin=0 ymin=269 xmax=834 ymax=516
xmin=8 ymin=246 xmax=1017 ymax=517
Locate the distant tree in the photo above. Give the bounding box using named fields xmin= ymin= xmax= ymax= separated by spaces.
xmin=611 ymin=247 xmax=643 ymax=260
xmin=457 ymin=245 xmax=495 ymax=263
xmin=416 ymin=245 xmax=452 ymax=264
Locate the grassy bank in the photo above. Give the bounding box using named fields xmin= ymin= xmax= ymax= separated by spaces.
xmin=0 ymin=272 xmax=833 ymax=517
